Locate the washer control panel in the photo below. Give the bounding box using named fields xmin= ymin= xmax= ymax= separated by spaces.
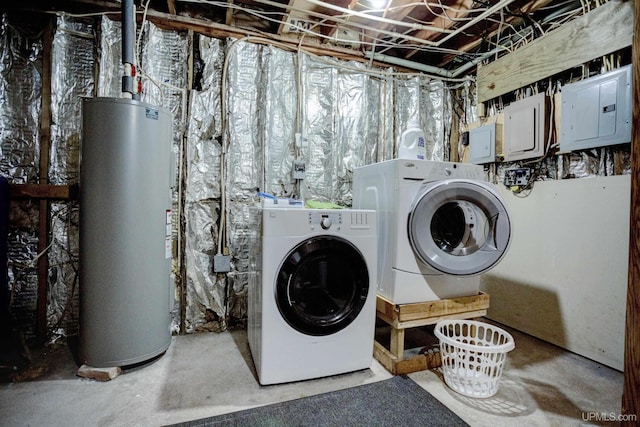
xmin=308 ymin=211 xmax=342 ymax=230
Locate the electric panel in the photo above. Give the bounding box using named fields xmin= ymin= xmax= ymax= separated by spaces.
xmin=503 ymin=93 xmax=548 ymax=162
xmin=560 ymin=65 xmax=632 ymax=151
xmin=469 ymin=123 xmax=496 ymax=164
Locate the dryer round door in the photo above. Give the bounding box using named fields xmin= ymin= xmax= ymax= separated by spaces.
xmin=407 ymin=179 xmax=511 ymax=276
xmin=275 ymin=236 xmax=370 ymax=336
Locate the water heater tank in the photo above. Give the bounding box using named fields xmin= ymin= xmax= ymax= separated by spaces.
xmin=79 ymin=97 xmax=173 ymax=367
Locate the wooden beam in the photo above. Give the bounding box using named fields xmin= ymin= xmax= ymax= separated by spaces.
xmin=402 ymin=0 xmax=475 ymax=60
xmin=9 ymin=184 xmax=78 ymax=200
xmin=276 ymin=0 xmax=295 ymax=35
xmin=434 ymin=0 xmax=553 ymax=67
xmin=144 ymin=8 xmax=393 ymax=67
xmin=319 ymin=0 xmax=359 ymax=41
xmin=178 ymin=30 xmax=195 ymax=335
xmin=36 ymin=20 xmax=54 ymax=342
xmin=476 ymin=0 xmax=633 ymax=103
xmin=623 ymin=0 xmax=639 ymax=419
xmin=167 ymin=0 xmax=176 ymax=15
xmin=225 ymin=0 xmax=233 ymax=26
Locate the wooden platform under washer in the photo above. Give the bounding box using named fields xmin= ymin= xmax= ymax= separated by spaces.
xmin=373 ymin=292 xmax=490 ymax=375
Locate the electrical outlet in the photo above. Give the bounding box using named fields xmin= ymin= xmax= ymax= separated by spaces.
xmin=292 ymin=159 xmax=306 ymax=180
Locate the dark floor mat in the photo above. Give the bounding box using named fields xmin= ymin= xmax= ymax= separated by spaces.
xmin=168 ymin=375 xmax=468 ymax=427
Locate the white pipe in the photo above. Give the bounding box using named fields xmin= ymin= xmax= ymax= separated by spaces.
xmin=364 ymin=51 xmax=454 ymax=78
xmin=450 ymin=47 xmax=503 ymax=77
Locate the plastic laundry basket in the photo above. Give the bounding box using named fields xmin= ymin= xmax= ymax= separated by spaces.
xmin=434 ymin=319 xmax=515 ymax=398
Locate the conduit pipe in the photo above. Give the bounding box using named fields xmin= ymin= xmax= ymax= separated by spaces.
xmin=364 ymin=50 xmax=455 ymax=77
xmin=121 ymin=0 xmax=139 ymax=99
xmin=364 ymin=45 xmax=503 ymax=79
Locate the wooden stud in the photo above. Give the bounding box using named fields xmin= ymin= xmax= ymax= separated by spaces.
xmin=622 ymin=0 xmax=640 ymax=418
xmin=36 ymin=19 xmax=54 ymax=342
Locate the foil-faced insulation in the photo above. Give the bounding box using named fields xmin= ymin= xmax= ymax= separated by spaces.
xmin=139 ymin=21 xmax=189 ymax=145
xmin=0 ymin=14 xmax=42 ymax=184
xmin=138 ymin=20 xmax=190 ymax=332
xmin=7 ymin=199 xmax=39 ymax=341
xmin=226 ymin=41 xmax=263 ymax=203
xmin=297 ymin=55 xmax=396 ymax=205
xmin=49 ymin=16 xmax=94 ymax=186
xmin=1 ymin=14 xmax=43 ymax=342
xmin=184 ymin=35 xmax=225 ymax=332
xmin=217 ymin=42 xmax=447 ymax=327
xmin=260 ymin=47 xmax=297 ymax=200
xmin=4 ymin=15 xmax=454 ymax=335
xmin=96 ymin=16 xmax=122 ymax=98
xmin=558 ymin=146 xmax=632 ymax=179
xmin=45 ymin=16 xmax=94 ymax=341
xmin=47 ymin=202 xmax=80 ymax=338
xmin=395 ymin=75 xmax=448 ymax=163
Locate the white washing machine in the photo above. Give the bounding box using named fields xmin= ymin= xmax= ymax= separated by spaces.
xmin=248 ymin=208 xmax=377 ymax=385
xmin=353 ymin=159 xmax=511 ymax=304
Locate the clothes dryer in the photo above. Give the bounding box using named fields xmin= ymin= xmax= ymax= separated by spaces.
xmin=353 ymin=159 xmax=511 ymax=304
xmin=248 ymin=208 xmax=377 ymax=385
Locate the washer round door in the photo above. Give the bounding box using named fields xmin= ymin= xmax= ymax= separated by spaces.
xmin=276 ymin=236 xmax=370 ymax=336
xmin=407 ymin=179 xmax=511 ymax=276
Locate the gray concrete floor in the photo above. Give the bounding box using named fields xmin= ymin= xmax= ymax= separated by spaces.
xmin=0 ymin=321 xmax=623 ymax=427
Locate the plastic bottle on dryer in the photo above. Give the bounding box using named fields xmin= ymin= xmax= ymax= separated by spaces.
xmin=397 ymin=119 xmax=426 ymax=160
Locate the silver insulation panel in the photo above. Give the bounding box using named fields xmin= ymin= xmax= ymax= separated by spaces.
xmin=1 ymin=14 xmax=43 ymax=341
xmin=0 ymin=14 xmax=41 ymax=185
xmin=4 ymin=14 xmax=459 ymax=335
xmin=47 ymin=16 xmax=94 ymax=340
xmin=184 ymin=36 xmax=225 ymax=332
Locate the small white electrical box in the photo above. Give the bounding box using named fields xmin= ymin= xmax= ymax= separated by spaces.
xmin=214 ymin=254 xmax=231 ymax=273
xmin=292 ymin=159 xmax=306 ymax=180
xmin=503 ymin=93 xmax=548 ymax=162
xmin=560 ymin=65 xmax=632 ymax=152
xmin=469 ymin=123 xmax=496 ymax=164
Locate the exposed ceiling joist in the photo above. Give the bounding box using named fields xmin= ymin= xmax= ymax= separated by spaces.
xmin=4 ymin=0 xmax=604 ymax=77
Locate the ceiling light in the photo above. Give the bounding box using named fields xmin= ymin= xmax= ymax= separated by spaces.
xmin=368 ymin=0 xmax=389 ymax=9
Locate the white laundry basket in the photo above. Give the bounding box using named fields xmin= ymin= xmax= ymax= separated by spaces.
xmin=434 ymin=319 xmax=515 ymax=398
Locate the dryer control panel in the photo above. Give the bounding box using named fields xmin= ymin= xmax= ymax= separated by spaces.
xmin=308 ymin=211 xmax=343 ymax=230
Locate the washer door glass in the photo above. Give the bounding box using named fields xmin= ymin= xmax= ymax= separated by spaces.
xmin=408 ymin=179 xmax=511 ymax=276
xmin=276 ymin=236 xmax=369 ymax=336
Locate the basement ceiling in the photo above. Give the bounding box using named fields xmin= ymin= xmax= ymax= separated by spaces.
xmin=13 ymin=0 xmax=587 ymax=76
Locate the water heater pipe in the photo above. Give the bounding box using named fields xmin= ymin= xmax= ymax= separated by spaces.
xmin=121 ymin=0 xmax=139 ymax=100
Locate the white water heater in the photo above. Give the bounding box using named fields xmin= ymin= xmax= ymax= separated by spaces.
xmin=79 ymin=97 xmax=173 ymax=367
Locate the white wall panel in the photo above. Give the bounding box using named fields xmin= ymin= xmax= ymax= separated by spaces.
xmin=481 ymin=175 xmax=630 ymax=370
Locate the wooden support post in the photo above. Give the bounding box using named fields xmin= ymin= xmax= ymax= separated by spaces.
xmin=178 ymin=30 xmax=194 ymax=335
xmin=623 ymin=0 xmax=640 ymax=419
xmin=36 ymin=20 xmax=53 ymax=342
